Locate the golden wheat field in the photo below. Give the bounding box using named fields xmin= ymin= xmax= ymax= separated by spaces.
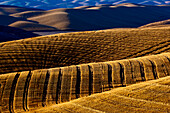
xmin=0 ymin=53 xmax=170 ymax=112
xmin=0 ymin=24 xmax=170 ymax=112
xmin=0 ymin=4 xmax=170 ymax=112
xmin=29 ymin=75 xmax=170 ymax=113
xmin=0 ymin=27 xmax=170 ymax=74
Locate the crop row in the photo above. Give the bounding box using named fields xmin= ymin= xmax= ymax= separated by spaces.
xmin=0 ymin=28 xmax=170 ymax=74
xmin=0 ymin=53 xmax=170 ymax=112
xmin=33 ymin=76 xmax=170 ymax=113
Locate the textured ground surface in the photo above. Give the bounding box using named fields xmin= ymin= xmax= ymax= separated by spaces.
xmin=0 ymin=7 xmax=170 ymax=112
xmin=30 ymin=75 xmax=170 ymax=113
xmin=0 ymin=53 xmax=170 ymax=112
xmin=0 ymin=27 xmax=170 ymax=74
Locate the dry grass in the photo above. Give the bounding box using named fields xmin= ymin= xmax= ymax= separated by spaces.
xmin=0 ymin=7 xmax=170 ymax=112
xmin=0 ymin=27 xmax=170 ymax=74
xmin=0 ymin=53 xmax=170 ymax=112
xmin=31 ymin=75 xmax=170 ymax=113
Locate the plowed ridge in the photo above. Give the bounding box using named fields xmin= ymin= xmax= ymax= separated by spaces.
xmin=0 ymin=53 xmax=170 ymax=112
xmin=0 ymin=27 xmax=170 ymax=74
xmin=32 ymin=75 xmax=170 ymax=113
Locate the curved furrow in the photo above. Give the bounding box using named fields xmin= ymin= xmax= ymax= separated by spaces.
xmin=0 ymin=53 xmax=170 ymax=112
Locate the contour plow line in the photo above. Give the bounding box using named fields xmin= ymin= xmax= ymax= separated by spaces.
xmin=32 ymin=75 xmax=170 ymax=113
xmin=0 ymin=53 xmax=170 ymax=112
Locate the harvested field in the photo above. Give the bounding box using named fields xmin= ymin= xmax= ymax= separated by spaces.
xmin=0 ymin=6 xmax=170 ymax=112
xmin=0 ymin=27 xmax=170 ymax=74
xmin=0 ymin=53 xmax=170 ymax=112
xmin=31 ymin=75 xmax=170 ymax=113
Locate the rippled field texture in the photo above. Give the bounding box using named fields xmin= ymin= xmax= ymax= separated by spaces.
xmin=0 ymin=3 xmax=170 ymax=113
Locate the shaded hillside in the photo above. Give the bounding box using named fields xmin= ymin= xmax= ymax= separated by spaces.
xmin=140 ymin=19 xmax=170 ymax=28
xmin=0 ymin=25 xmax=39 ymax=42
xmin=0 ymin=5 xmax=43 ymax=15
xmin=0 ymin=15 xmax=26 ymax=25
xmin=9 ymin=21 xmax=58 ymax=31
xmin=0 ymin=27 xmax=169 ymax=74
xmin=9 ymin=4 xmax=170 ymax=31
xmin=0 ymin=53 xmax=169 ymax=112
xmin=32 ymin=75 xmax=170 ymax=113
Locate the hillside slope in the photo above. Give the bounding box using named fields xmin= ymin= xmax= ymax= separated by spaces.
xmin=8 ymin=4 xmax=170 ymax=31
xmin=0 ymin=53 xmax=170 ymax=112
xmin=0 ymin=5 xmax=43 ymax=15
xmin=140 ymin=19 xmax=170 ymax=28
xmin=31 ymin=75 xmax=170 ymax=113
xmin=0 ymin=27 xmax=170 ymax=74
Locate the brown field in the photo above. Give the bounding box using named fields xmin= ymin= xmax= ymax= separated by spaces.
xmin=0 ymin=27 xmax=170 ymax=74
xmin=30 ymin=75 xmax=170 ymax=113
xmin=0 ymin=7 xmax=170 ymax=112
xmin=0 ymin=53 xmax=170 ymax=112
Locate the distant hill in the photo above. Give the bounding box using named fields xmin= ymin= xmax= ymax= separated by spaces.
xmin=7 ymin=4 xmax=170 ymax=31
xmin=0 ymin=25 xmax=39 ymax=42
xmin=0 ymin=0 xmax=170 ymax=10
xmin=140 ymin=19 xmax=170 ymax=28
xmin=0 ymin=5 xmax=43 ymax=15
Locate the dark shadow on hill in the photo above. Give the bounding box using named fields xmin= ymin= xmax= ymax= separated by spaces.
xmin=0 ymin=5 xmax=43 ymax=15
xmin=0 ymin=25 xmax=39 ymax=42
xmin=1 ymin=4 xmax=170 ymax=31
xmin=65 ymin=5 xmax=170 ymax=30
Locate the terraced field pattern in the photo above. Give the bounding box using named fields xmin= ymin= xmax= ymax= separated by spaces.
xmin=1 ymin=52 xmax=170 ymax=112
xmin=1 ymin=27 xmax=170 ymax=74
xmin=29 ymin=75 xmax=170 ymax=113
xmin=0 ymin=25 xmax=170 ymax=112
xmin=0 ymin=2 xmax=170 ymax=111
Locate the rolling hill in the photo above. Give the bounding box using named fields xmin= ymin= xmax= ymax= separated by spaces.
xmin=0 ymin=3 xmax=170 ymax=113
xmin=0 ymin=26 xmax=169 ymax=74
xmin=0 ymin=53 xmax=170 ymax=112
xmin=0 ymin=0 xmax=170 ymax=10
xmin=0 ymin=20 xmax=170 ymax=113
xmin=9 ymin=21 xmax=58 ymax=31
xmin=0 ymin=5 xmax=43 ymax=15
xmin=5 ymin=4 xmax=170 ymax=31
xmin=140 ymin=19 xmax=170 ymax=28
xmin=31 ymin=75 xmax=170 ymax=113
